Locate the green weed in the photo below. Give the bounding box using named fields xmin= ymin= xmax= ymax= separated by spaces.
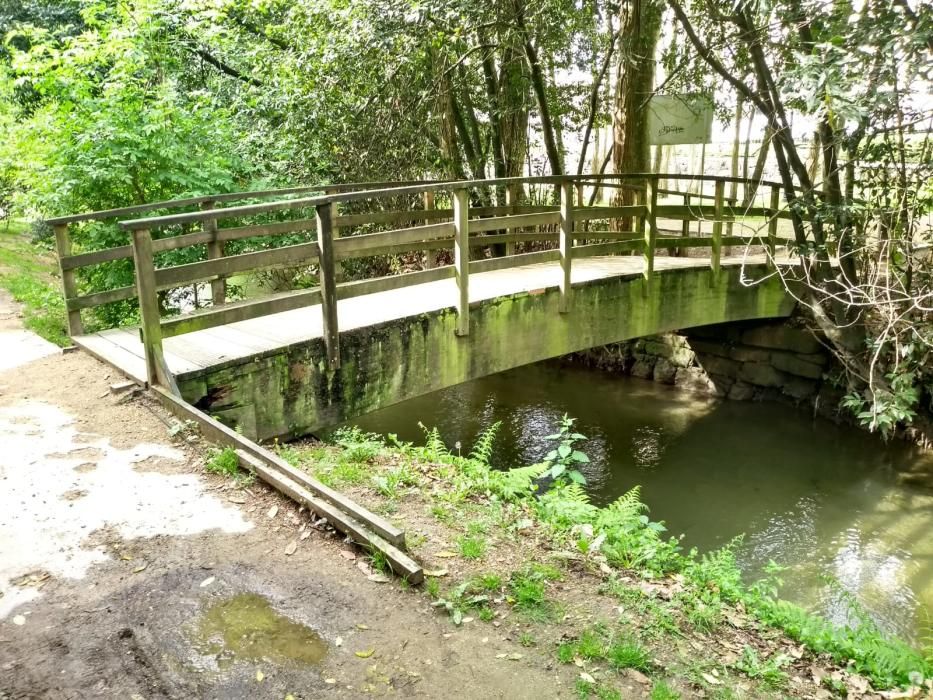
xmin=205 ymin=446 xmax=240 ymax=478
xmin=606 ymin=638 xmax=651 ymax=672
xmin=649 ymin=680 xmax=681 ymax=700
xmin=457 ymin=535 xmax=487 ymax=560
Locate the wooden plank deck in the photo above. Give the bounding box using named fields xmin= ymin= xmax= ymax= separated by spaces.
xmin=73 ymin=254 xmax=764 ymax=383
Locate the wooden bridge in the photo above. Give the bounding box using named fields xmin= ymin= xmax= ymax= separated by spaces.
xmin=49 ymin=174 xmax=801 ymax=441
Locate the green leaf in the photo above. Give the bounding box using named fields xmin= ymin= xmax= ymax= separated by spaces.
xmin=548 ymin=463 xmax=566 ymax=479
xmin=570 ymin=451 xmax=590 ymax=463
xmin=568 ymin=470 xmax=587 ymax=485
xmin=557 ymin=444 xmax=572 ymax=458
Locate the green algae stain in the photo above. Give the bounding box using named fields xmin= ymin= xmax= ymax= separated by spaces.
xmin=193 ymin=593 xmax=327 ymax=668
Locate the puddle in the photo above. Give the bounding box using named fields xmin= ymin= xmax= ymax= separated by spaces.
xmin=192 ymin=593 xmax=327 ymax=668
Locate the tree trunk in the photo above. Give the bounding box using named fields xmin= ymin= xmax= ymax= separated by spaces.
xmin=612 ymin=0 xmax=663 ymax=228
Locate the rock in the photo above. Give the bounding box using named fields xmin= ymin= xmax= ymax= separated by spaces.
xmin=685 ymin=338 xmax=732 ymax=358
xmin=741 ymin=325 xmax=822 ymax=354
xmin=631 ymin=358 xmax=655 ymax=379
xmin=782 ymin=376 xmax=818 ymax=400
xmin=728 ymin=381 xmax=755 ymax=401
xmin=697 ymin=354 xmax=740 ymax=378
xmin=771 ymin=352 xmax=824 ymax=379
xmin=739 ymin=362 xmax=784 ymax=388
xmin=729 ymin=345 xmax=770 ymax=363
xmin=707 ymin=374 xmax=733 ymax=397
xmin=675 ymin=367 xmax=717 ymax=395
xmin=653 ymin=358 xmax=677 ymax=384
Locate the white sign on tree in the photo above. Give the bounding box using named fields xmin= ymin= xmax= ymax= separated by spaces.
xmin=647 ymin=94 xmax=714 ymax=145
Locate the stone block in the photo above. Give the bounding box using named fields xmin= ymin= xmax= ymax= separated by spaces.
xmin=729 ymin=345 xmax=771 ymax=363
xmin=782 ymin=376 xmax=818 ymax=400
xmin=739 ymin=362 xmax=784 ymax=388
xmin=741 ymin=325 xmax=821 ymax=354
xmin=728 ymin=381 xmax=755 ymax=401
xmin=686 ymin=339 xmax=731 ymax=358
xmin=674 ymin=366 xmax=716 ymax=395
xmin=771 ymin=352 xmax=824 ymax=379
xmin=696 ymin=354 xmax=740 ymax=378
xmin=653 ymin=358 xmax=677 ymax=384
xmin=707 ymin=374 xmax=733 ymax=396
xmin=631 ymin=358 xmax=655 ymax=379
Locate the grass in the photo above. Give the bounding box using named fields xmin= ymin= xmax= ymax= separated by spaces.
xmin=205 ymin=446 xmax=240 ymax=478
xmin=457 ymin=535 xmax=487 ymax=560
xmin=0 ymin=221 xmax=69 ymax=346
xmin=606 ymin=638 xmax=651 ymax=672
xmin=649 ymin=680 xmax=681 ymax=700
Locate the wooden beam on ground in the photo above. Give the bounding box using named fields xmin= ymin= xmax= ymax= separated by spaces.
xmin=150 ymin=386 xmax=423 ymax=583
xmin=237 ymin=451 xmax=422 ymax=584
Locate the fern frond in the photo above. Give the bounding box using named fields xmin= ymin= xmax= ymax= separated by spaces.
xmin=490 ymin=462 xmax=549 ymax=500
xmin=469 ymin=421 xmax=501 ymax=466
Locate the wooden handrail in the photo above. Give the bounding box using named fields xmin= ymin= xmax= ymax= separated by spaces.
xmin=52 ymin=171 xmax=818 ymax=394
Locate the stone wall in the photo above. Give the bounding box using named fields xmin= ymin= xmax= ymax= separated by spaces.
xmin=569 ymin=317 xmax=845 ymax=414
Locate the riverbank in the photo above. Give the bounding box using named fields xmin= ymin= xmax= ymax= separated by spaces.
xmin=279 ymin=426 xmax=932 ymax=699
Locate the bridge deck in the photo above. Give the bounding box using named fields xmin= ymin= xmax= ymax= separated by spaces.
xmin=75 ymin=254 xmax=764 ymax=384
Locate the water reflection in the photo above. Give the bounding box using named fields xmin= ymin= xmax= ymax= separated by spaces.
xmin=339 ymin=362 xmax=932 ymax=643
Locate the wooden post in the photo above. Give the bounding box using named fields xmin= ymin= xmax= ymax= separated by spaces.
xmin=559 ymin=181 xmax=574 ymax=313
xmin=452 ymin=188 xmax=470 ymax=336
xmin=316 ymin=202 xmax=340 ymax=368
xmin=424 ymin=190 xmax=436 ymax=269
xmin=711 ymin=179 xmax=724 ymax=283
xmin=575 ymin=181 xmax=587 ymax=244
xmin=53 ymin=223 xmax=83 ymax=336
xmin=325 ymin=188 xmax=345 ymax=283
xmin=505 ymin=184 xmax=518 ymax=257
xmin=643 ymin=178 xmax=658 ymax=287
xmin=202 ymin=200 xmax=225 ymax=306
xmin=131 ymin=229 xmax=176 ymax=392
xmin=768 ymin=184 xmax=780 ymax=268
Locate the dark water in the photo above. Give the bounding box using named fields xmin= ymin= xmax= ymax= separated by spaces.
xmin=341 ymin=362 xmax=933 ymax=643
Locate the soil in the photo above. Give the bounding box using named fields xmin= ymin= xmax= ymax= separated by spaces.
xmin=0 ymin=290 xmax=572 ymax=700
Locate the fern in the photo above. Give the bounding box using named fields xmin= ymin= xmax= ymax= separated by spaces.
xmin=469 ymin=421 xmax=501 ymax=466
xmin=536 ymin=482 xmax=598 ymax=529
xmin=595 ymin=486 xmax=648 ymax=533
xmin=489 ymin=462 xmax=549 ymax=501
xmin=418 ymin=422 xmax=450 ymax=461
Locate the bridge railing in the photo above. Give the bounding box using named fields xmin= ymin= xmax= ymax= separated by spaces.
xmin=50 ymin=173 xmax=804 ymax=389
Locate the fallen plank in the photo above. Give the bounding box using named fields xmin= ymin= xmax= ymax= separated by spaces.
xmin=149 ymin=385 xmax=407 ymax=549
xmin=237 ymin=450 xmax=422 ymax=584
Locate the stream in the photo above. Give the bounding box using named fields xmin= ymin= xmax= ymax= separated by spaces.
xmin=337 ymin=361 xmax=933 ymax=645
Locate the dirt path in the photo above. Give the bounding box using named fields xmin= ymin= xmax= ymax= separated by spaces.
xmin=0 ymin=291 xmax=571 ymax=699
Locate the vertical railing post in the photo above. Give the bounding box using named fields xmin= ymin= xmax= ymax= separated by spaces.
xmin=53 ymin=223 xmax=83 ymax=336
xmin=768 ymin=184 xmax=780 ymax=269
xmin=711 ymin=179 xmax=725 ymax=282
xmin=424 ymin=190 xmax=436 ymax=269
xmin=325 ymin=187 xmax=345 ymax=282
xmin=505 ymin=183 xmax=519 ymax=257
xmin=575 ymin=181 xmax=588 ymax=244
xmin=559 ymin=180 xmax=574 ymax=313
xmin=316 ymin=202 xmax=340 ymax=368
xmin=201 ymin=200 xmax=225 ymax=306
xmin=643 ymin=177 xmax=658 ymax=287
xmin=131 ymin=228 xmax=175 ymax=391
xmin=452 ymin=188 xmax=470 ymax=336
